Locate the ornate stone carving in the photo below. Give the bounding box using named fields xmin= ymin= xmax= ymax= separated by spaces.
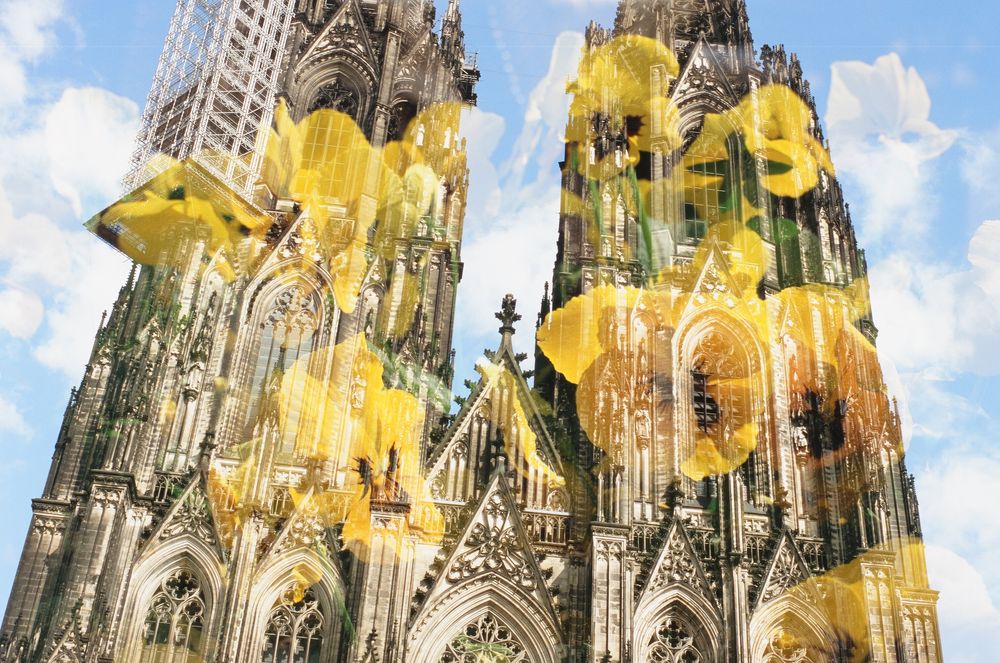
xmin=642 ymin=520 xmax=714 ymax=603
xmin=447 ymin=491 xmax=536 ymax=591
xmin=160 ymin=485 xmax=217 ymax=546
xmin=758 ymin=534 xmax=812 ymax=605
xmin=440 ymin=613 xmax=527 ymax=663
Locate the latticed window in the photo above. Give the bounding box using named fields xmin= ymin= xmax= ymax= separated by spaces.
xmin=440 ymin=614 xmax=527 ymax=662
xmin=247 ymin=286 xmax=318 ymax=454
xmin=683 ymin=150 xmax=728 ymax=241
xmin=762 ymin=626 xmax=820 ymax=663
xmin=261 ymin=586 xmax=324 ymax=663
xmin=647 ymin=616 xmax=704 ymax=663
xmin=309 ymin=80 xmax=359 ymax=118
xmin=141 ymin=569 xmax=206 ymax=663
xmin=691 ymin=368 xmax=720 ymax=434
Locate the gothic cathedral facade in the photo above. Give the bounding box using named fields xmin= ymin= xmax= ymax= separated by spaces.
xmin=1 ymin=1 xmax=942 ymax=662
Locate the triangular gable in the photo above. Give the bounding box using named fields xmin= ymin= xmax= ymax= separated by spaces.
xmin=682 ymin=239 xmax=749 ymax=318
xmin=148 ymin=473 xmax=226 ymax=560
xmin=396 ymin=29 xmax=435 ymax=83
xmin=638 ymin=517 xmax=716 ymax=606
xmin=254 ymin=210 xmax=327 ymax=277
xmin=755 ymin=530 xmax=818 ymax=608
xmin=262 ymin=487 xmax=335 ymax=560
xmin=426 ymin=343 xmax=564 ymax=484
xmin=418 ymin=474 xmax=558 ymax=620
xmin=671 ymin=36 xmax=740 ymax=107
xmin=301 ymin=0 xmax=377 ymax=68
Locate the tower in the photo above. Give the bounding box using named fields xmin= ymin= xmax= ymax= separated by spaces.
xmin=1 ymin=0 xmax=481 ymax=661
xmin=1 ymin=1 xmax=942 ymax=662
xmin=532 ymin=0 xmax=943 ymax=660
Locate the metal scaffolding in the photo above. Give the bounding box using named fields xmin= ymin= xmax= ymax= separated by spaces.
xmin=127 ymin=0 xmax=295 ymax=198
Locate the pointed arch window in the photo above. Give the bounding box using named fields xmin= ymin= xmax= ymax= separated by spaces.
xmin=687 ymin=327 xmax=770 ymax=505
xmin=141 ymin=569 xmax=206 ymax=663
xmin=761 ymin=620 xmax=824 ymax=663
xmin=247 ymin=285 xmax=319 ymax=454
xmin=261 ymin=586 xmax=325 ymax=663
xmin=647 ymin=615 xmax=705 ymax=663
xmin=309 ymin=80 xmax=359 ymax=118
xmin=440 ymin=613 xmax=527 ymax=662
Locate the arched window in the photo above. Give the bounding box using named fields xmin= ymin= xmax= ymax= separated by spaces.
xmin=687 ymin=327 xmax=770 ymax=505
xmin=261 ymin=586 xmax=324 ymax=663
xmin=247 ymin=285 xmax=319 ymax=454
xmin=440 ymin=614 xmax=527 ymax=662
xmin=761 ymin=623 xmax=824 ymax=663
xmin=683 ymin=146 xmax=728 ymax=241
xmin=309 ymin=79 xmax=359 ymax=118
xmin=141 ymin=569 xmax=206 ymax=663
xmin=647 ymin=615 xmax=705 ymax=662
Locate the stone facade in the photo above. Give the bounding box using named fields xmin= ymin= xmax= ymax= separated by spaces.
xmin=0 ymin=1 xmax=941 ymax=662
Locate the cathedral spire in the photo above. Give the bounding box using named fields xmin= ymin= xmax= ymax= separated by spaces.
xmin=613 ymin=0 xmax=753 ymax=49
xmin=441 ymin=0 xmax=465 ymax=64
xmin=495 ymin=293 xmax=522 ymax=345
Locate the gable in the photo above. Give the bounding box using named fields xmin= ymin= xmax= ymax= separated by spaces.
xmin=755 ymin=530 xmax=818 ymax=608
xmin=147 ymin=473 xmax=226 ymax=561
xmin=301 ymin=0 xmax=378 ymax=70
xmin=672 ymin=37 xmax=740 ymax=108
xmin=416 ymin=474 xmax=558 ymax=623
xmin=638 ymin=517 xmax=716 ymax=606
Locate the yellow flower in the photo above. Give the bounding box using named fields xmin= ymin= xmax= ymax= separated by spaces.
xmin=765 ymin=537 xmax=928 ymax=663
xmin=475 ymin=360 xmax=564 ymax=488
xmin=277 ymin=334 xmax=440 ymax=549
xmin=262 ymin=99 xmax=381 ymax=210
xmin=566 ymin=34 xmax=682 ymax=159
xmin=88 ymin=155 xmax=271 ymax=282
xmin=688 ymin=84 xmax=834 ymax=199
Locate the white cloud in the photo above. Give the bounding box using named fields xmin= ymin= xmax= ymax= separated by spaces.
xmin=925 ymin=545 xmax=1000 ymax=662
xmin=868 ymin=219 xmax=1000 ymax=375
xmin=44 ymin=87 xmax=139 ymax=216
xmin=32 ymin=237 xmax=130 ymax=375
xmin=0 ymin=394 xmax=31 ymax=438
xmin=455 ymin=32 xmax=584 ymax=358
xmin=0 ymin=286 xmax=43 ymax=339
xmin=0 ymin=0 xmax=64 ymax=108
xmin=825 ymin=54 xmax=957 ymax=247
xmin=919 ymin=454 xmax=1000 ymax=569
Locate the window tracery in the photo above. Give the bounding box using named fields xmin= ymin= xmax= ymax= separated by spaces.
xmin=647 ymin=615 xmax=704 ymax=663
xmin=140 ymin=569 xmax=206 ymax=663
xmin=309 ymin=79 xmax=359 ymax=118
xmin=439 ymin=613 xmax=527 ymax=662
xmin=762 ymin=626 xmax=819 ymax=663
xmin=687 ymin=327 xmax=770 ymax=505
xmin=247 ymin=285 xmax=319 ymax=454
xmin=260 ymin=586 xmax=324 ymax=663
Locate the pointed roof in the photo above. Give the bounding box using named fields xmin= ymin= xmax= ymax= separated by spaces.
xmin=300 ymin=0 xmax=378 ymax=70
xmin=426 ymin=295 xmax=563 ymax=480
xmin=147 ymin=472 xmax=226 ymax=560
xmin=637 ymin=517 xmax=717 ymax=606
xmin=262 ymin=486 xmax=336 ymax=560
xmin=671 ymin=34 xmax=740 ymax=107
xmin=682 ymin=239 xmax=747 ymax=316
xmin=416 ymin=473 xmax=559 ymax=620
xmin=755 ymin=529 xmax=818 ymax=608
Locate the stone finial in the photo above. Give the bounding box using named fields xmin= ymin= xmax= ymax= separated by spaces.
xmin=495 ymin=293 xmax=521 ymax=337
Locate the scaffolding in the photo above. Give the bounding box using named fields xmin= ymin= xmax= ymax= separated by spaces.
xmin=127 ymin=0 xmax=295 ymax=198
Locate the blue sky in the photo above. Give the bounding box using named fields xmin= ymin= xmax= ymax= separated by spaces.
xmin=0 ymin=1 xmax=997 ymax=659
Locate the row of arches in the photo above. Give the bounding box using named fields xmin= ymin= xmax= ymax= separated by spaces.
xmin=119 ymin=535 xmax=345 ymax=663
xmin=634 ymin=589 xmax=838 ymax=662
xmin=137 ymin=570 xmax=326 ymax=663
xmin=123 ymin=536 xmax=837 ymax=662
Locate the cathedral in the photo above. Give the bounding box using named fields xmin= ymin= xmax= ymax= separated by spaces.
xmin=0 ymin=1 xmax=943 ymax=662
